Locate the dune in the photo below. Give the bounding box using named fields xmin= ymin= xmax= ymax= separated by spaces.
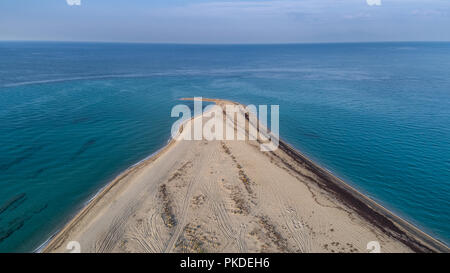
xmin=43 ymin=98 xmax=448 ymax=253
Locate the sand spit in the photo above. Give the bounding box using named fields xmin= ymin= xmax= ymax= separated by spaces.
xmin=43 ymin=98 xmax=448 ymax=253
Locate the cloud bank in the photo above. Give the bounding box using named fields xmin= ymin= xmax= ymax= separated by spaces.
xmin=1 ymin=0 xmax=449 ymax=43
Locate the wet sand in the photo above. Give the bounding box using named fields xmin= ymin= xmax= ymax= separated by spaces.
xmin=43 ymin=98 xmax=448 ymax=253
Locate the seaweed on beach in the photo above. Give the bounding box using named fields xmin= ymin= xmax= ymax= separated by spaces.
xmin=274 ymin=139 xmax=443 ymax=252
xmin=175 ymin=224 xmax=220 ymax=253
xmin=230 ymin=186 xmax=250 ymax=215
xmin=238 ymin=169 xmax=253 ymax=195
xmin=221 ymin=141 xmax=254 ymax=196
xmin=159 ymin=184 xmax=177 ymax=228
xmin=256 ymin=215 xmax=289 ymax=252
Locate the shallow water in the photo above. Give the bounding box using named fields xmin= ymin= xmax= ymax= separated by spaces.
xmin=0 ymin=42 xmax=449 ymax=252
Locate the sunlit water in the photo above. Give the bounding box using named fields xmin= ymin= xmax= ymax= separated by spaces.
xmin=0 ymin=42 xmax=449 ymax=252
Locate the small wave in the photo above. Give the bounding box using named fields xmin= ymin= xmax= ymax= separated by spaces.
xmin=1 ymin=74 xmax=148 ymax=88
xmin=1 ymin=67 xmax=379 ymax=88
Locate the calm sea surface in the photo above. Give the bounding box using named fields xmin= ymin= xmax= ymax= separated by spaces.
xmin=0 ymin=42 xmax=449 ymax=252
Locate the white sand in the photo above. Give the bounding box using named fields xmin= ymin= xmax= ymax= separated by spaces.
xmin=43 ymin=99 xmax=447 ymax=253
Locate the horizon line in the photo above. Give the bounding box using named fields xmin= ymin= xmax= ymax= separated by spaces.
xmin=1 ymin=39 xmax=450 ymax=46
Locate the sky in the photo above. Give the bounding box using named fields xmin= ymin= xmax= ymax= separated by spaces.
xmin=0 ymin=0 xmax=449 ymax=43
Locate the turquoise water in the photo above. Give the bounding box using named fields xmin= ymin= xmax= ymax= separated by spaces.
xmin=0 ymin=42 xmax=449 ymax=252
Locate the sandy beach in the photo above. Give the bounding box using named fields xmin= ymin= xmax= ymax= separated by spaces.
xmin=43 ymin=98 xmax=448 ymax=253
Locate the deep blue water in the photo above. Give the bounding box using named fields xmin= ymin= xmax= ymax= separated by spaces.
xmin=0 ymin=42 xmax=449 ymax=252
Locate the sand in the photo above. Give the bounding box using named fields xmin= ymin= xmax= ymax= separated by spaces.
xmin=43 ymin=98 xmax=448 ymax=253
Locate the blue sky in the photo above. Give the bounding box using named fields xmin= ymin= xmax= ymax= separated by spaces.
xmin=0 ymin=0 xmax=449 ymax=43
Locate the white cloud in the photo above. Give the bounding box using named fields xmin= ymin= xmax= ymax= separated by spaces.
xmin=66 ymin=0 xmax=81 ymax=6
xmin=366 ymin=0 xmax=382 ymax=6
xmin=411 ymin=9 xmax=446 ymax=16
xmin=343 ymin=12 xmax=372 ymax=20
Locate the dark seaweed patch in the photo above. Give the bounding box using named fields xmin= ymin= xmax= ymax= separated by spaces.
xmin=0 ymin=203 xmax=47 ymax=244
xmin=0 ymin=222 xmax=23 ymax=243
xmin=0 ymin=215 xmax=29 ymax=243
xmin=0 ymin=145 xmax=44 ymax=171
xmin=32 ymin=167 xmax=47 ymax=178
xmin=7 ymin=196 xmax=27 ymax=213
xmin=72 ymin=117 xmax=90 ymax=124
xmin=302 ymin=132 xmax=320 ymax=139
xmin=71 ymin=139 xmax=96 ymax=160
xmin=33 ymin=204 xmax=48 ymax=215
xmin=0 ymin=193 xmax=26 ymax=215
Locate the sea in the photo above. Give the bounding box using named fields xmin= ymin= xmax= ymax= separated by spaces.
xmin=0 ymin=42 xmax=449 ymax=252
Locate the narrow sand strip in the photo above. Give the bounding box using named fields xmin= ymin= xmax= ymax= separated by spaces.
xmin=43 ymin=98 xmax=448 ymax=253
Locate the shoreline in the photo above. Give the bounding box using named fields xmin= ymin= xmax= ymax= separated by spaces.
xmin=42 ymin=98 xmax=449 ymax=253
xmin=276 ymin=138 xmax=448 ymax=252
xmin=268 ymin=138 xmax=445 ymax=246
xmin=35 ymin=143 xmax=171 ymax=253
xmin=38 ymin=141 xmax=177 ymax=253
xmin=39 ymin=110 xmax=190 ymax=253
